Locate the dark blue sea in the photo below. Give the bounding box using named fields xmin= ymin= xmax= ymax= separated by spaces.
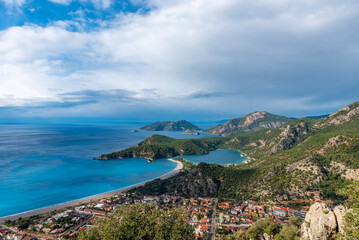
xmin=0 ymin=124 xmax=243 ymax=217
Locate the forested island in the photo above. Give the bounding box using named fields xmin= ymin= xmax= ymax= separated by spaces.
xmin=139 ymin=120 xmax=201 ymax=131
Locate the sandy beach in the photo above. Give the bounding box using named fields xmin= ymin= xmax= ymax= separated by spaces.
xmin=0 ymin=159 xmax=183 ymax=223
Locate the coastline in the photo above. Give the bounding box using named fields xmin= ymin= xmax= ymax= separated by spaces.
xmin=0 ymin=159 xmax=183 ymax=223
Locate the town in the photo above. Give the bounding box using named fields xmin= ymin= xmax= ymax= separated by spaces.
xmin=0 ymin=191 xmax=322 ymax=240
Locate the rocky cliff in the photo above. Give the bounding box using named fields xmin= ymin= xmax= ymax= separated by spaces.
xmin=301 ymin=202 xmax=347 ymax=240
xmin=207 ymin=112 xmax=291 ymax=136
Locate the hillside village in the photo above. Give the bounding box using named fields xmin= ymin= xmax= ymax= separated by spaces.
xmin=0 ymin=190 xmax=323 ymax=240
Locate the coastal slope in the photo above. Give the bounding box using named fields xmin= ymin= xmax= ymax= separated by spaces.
xmin=139 ymin=120 xmax=201 ymax=131
xmin=130 ymin=101 xmax=359 ymax=202
xmin=207 ymin=111 xmax=292 ymax=136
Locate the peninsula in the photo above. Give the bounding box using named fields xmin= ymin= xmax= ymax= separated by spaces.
xmin=139 ymin=120 xmax=201 ymax=131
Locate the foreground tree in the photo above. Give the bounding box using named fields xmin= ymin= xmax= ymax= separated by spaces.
xmin=77 ymin=203 xmax=194 ymax=240
xmin=225 ymin=230 xmax=247 ymax=240
xmin=338 ymin=182 xmax=359 ymax=240
xmin=246 ymin=218 xmax=281 ymax=240
xmin=274 ymin=225 xmax=300 ymax=240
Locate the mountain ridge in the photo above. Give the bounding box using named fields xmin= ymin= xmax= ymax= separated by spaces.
xmin=206 ymin=111 xmax=292 ymax=136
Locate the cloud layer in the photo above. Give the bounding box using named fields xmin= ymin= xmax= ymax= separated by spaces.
xmin=0 ymin=0 xmax=359 ymax=121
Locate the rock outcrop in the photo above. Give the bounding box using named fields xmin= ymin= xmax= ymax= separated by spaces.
xmin=301 ymin=202 xmax=347 ymax=240
xmin=271 ymin=123 xmax=309 ymax=154
xmin=333 ymin=206 xmax=347 ymax=234
xmin=315 ymin=101 xmax=359 ymax=127
xmin=207 ymin=112 xmax=291 ymax=136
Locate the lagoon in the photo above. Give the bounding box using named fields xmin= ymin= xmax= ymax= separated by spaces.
xmin=181 ymin=149 xmax=247 ymax=165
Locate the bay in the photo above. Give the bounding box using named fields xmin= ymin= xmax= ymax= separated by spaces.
xmin=181 ymin=149 xmax=247 ymax=165
xmin=0 ymin=124 xmax=212 ymax=217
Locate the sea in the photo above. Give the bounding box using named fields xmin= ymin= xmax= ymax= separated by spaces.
xmin=0 ymin=124 xmax=245 ymax=217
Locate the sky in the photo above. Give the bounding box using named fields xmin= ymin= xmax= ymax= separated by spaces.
xmin=0 ymin=0 xmax=358 ymax=123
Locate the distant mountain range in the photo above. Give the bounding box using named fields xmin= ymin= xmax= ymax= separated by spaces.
xmin=207 ymin=111 xmax=292 ymax=136
xmin=139 ymin=120 xmax=201 ymax=131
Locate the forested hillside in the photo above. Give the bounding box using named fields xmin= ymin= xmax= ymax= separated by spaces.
xmin=130 ymin=102 xmax=359 ymax=202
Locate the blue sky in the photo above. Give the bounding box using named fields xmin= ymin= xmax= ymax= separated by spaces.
xmin=0 ymin=0 xmax=358 ymax=123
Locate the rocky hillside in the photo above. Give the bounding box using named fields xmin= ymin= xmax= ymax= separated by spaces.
xmin=130 ymin=101 xmax=359 ymax=202
xmin=139 ymin=120 xmax=201 ymax=131
xmin=207 ymin=111 xmax=292 ymax=136
xmin=301 ymin=202 xmax=347 ymax=240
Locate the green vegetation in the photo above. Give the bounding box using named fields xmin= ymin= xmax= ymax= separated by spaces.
xmin=224 ymin=217 xmax=301 ymax=240
xmin=126 ymin=101 xmax=359 ymax=202
xmin=246 ymin=218 xmax=281 ymax=239
xmin=77 ymin=203 xmax=194 ymax=240
xmin=172 ymin=157 xmax=196 ymax=170
xmin=4 ymin=215 xmax=43 ymax=230
xmin=99 ymin=135 xmax=225 ymax=160
xmin=337 ymin=182 xmax=359 ymax=240
xmin=140 ymin=120 xmax=201 ymax=131
xmin=224 ymin=230 xmax=247 ymax=240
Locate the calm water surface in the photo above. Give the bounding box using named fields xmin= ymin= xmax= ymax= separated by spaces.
xmin=0 ymin=124 xmax=213 ymax=217
xmin=181 ymin=149 xmax=247 ymax=165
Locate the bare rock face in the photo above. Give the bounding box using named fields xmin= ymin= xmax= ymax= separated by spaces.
xmin=318 ymin=136 xmax=347 ymax=154
xmin=315 ymin=102 xmax=359 ymax=127
xmin=333 ymin=206 xmax=347 ymax=234
xmin=301 ymin=202 xmax=337 ymax=240
xmin=271 ymin=123 xmax=309 ymax=154
xmin=207 ymin=111 xmax=291 ymax=136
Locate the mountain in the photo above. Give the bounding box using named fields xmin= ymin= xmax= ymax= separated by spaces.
xmin=130 ymin=101 xmax=359 ymax=202
xmin=206 ymin=111 xmax=292 ymax=136
xmin=139 ymin=120 xmax=201 ymax=131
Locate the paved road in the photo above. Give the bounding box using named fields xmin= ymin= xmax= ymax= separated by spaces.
xmin=210 ymin=198 xmax=218 ymax=240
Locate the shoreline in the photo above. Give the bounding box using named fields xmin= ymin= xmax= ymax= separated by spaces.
xmin=0 ymin=159 xmax=183 ymax=223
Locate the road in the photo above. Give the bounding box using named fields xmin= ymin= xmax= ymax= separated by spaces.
xmin=210 ymin=198 xmax=218 ymax=240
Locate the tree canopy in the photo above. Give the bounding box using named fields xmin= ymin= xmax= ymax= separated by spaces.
xmin=77 ymin=203 xmax=194 ymax=240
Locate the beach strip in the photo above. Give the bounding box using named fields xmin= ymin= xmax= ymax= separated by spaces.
xmin=0 ymin=159 xmax=183 ymax=223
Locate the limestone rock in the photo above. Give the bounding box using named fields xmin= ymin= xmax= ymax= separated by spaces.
xmin=333 ymin=205 xmax=347 ymax=234
xmin=301 ymin=202 xmax=337 ymax=240
xmin=271 ymin=123 xmax=309 ymax=154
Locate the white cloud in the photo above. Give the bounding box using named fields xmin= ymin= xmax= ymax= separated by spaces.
xmin=47 ymin=0 xmax=112 ymax=8
xmin=1 ymin=0 xmax=359 ymax=119
xmin=48 ymin=0 xmax=72 ymax=5
xmin=0 ymin=0 xmax=25 ymax=6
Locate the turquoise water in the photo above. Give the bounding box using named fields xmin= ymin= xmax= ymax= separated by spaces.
xmin=181 ymin=149 xmax=247 ymax=165
xmin=0 ymin=124 xmax=213 ymax=217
